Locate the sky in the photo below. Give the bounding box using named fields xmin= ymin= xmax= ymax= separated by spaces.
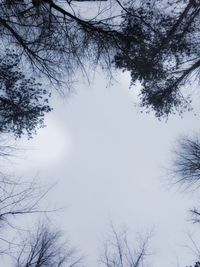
xmin=4 ymin=70 xmax=200 ymax=267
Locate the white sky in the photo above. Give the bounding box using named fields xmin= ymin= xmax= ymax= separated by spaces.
xmin=5 ymin=70 xmax=200 ymax=267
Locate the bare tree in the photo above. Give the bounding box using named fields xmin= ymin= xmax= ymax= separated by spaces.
xmin=0 ymin=174 xmax=65 ymax=264
xmin=100 ymin=225 xmax=152 ymax=267
xmin=0 ymin=0 xmax=123 ymax=82
xmin=14 ymin=223 xmax=83 ymax=267
xmin=182 ymin=231 xmax=200 ymax=267
xmin=169 ymin=135 xmax=200 ymax=222
xmin=0 ymin=173 xmax=58 ymax=255
xmin=0 ymin=176 xmax=54 ymax=227
xmin=171 ymin=136 xmax=200 ymax=188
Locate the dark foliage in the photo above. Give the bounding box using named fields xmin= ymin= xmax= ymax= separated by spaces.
xmin=187 ymin=261 xmax=200 ymax=267
xmin=115 ymin=0 xmax=200 ymax=117
xmin=0 ymin=50 xmax=51 ymax=138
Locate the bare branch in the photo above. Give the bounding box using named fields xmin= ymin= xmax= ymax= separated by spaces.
xmin=14 ymin=222 xmax=83 ymax=267
xmin=100 ymin=225 xmax=152 ymax=267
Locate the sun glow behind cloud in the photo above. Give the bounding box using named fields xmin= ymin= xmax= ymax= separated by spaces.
xmin=29 ymin=119 xmax=71 ymax=166
xmin=11 ymin=115 xmax=72 ymax=174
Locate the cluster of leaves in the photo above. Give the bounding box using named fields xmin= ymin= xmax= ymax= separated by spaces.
xmin=115 ymin=0 xmax=200 ymax=117
xmin=0 ymin=50 xmax=52 ymax=138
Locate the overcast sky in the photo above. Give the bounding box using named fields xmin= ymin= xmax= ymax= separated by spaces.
xmin=5 ymin=71 xmax=200 ymax=267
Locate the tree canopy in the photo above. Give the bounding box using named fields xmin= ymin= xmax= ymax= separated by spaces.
xmin=115 ymin=0 xmax=200 ymax=117
xmin=0 ymin=0 xmax=200 ymax=134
